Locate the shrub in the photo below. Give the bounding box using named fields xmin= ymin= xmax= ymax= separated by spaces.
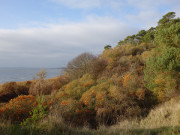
xmin=29 ymin=70 xmax=53 ymax=96
xmin=1 ymin=82 xmax=17 ymax=93
xmin=29 ymin=80 xmax=53 ymax=96
xmin=21 ymin=94 xmax=48 ymax=127
xmin=0 ymin=81 xmax=32 ymax=102
xmin=102 ymin=46 xmax=122 ymax=69
xmin=80 ymin=78 xmax=141 ymax=125
xmin=89 ymin=57 xmax=108 ymax=79
xmin=59 ymin=74 xmax=96 ymax=100
xmin=95 ymin=93 xmax=141 ymax=125
xmin=47 ymin=74 xmax=97 ymax=128
xmin=0 ymin=82 xmax=18 ymax=102
xmin=131 ymin=47 xmax=144 ymax=56
xmin=15 ymin=81 xmax=32 ymax=95
xmin=153 ymin=72 xmax=179 ymax=102
xmin=122 ymin=72 xmax=142 ymax=92
xmin=141 ymin=50 xmax=152 ymax=64
xmin=0 ymin=95 xmax=37 ymax=123
xmin=49 ymin=98 xmax=97 ymax=128
xmin=52 ymin=75 xmax=70 ymax=90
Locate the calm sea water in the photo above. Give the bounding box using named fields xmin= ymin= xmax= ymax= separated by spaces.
xmin=0 ymin=68 xmax=62 ymax=84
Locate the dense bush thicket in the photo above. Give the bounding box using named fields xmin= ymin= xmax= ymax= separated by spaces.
xmin=0 ymin=95 xmax=37 ymax=123
xmin=0 ymin=12 xmax=179 ymax=130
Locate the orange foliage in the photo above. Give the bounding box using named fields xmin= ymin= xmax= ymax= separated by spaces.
xmin=81 ymin=89 xmax=96 ymax=106
xmin=56 ymin=92 xmax=68 ymax=99
xmin=83 ymin=80 xmax=95 ymax=87
xmin=153 ymin=72 xmax=178 ymax=102
xmin=0 ymin=95 xmax=37 ymax=123
xmin=58 ymin=74 xmax=95 ymax=100
xmin=123 ymin=72 xmax=132 ymax=88
xmin=96 ymin=91 xmax=106 ymax=107
xmin=59 ymin=100 xmax=72 ymax=106
xmin=81 ymin=79 xmax=112 ymax=108
xmin=135 ymin=89 xmax=145 ymax=100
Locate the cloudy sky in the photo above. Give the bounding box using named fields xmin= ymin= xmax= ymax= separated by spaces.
xmin=0 ymin=0 xmax=179 ymax=68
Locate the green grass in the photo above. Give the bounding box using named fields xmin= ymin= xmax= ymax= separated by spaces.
xmin=1 ymin=125 xmax=180 ymax=135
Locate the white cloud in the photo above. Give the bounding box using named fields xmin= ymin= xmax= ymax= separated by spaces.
xmin=1 ymin=0 xmax=179 ymax=68
xmin=127 ymin=0 xmax=180 ymax=10
xmin=174 ymin=6 xmax=180 ymax=17
xmin=51 ymin=0 xmax=124 ymax=9
xmin=126 ymin=10 xmax=162 ymax=29
xmin=124 ymin=0 xmax=180 ymax=29
xmin=0 ymin=17 xmax=138 ymax=67
xmin=51 ymin=0 xmax=180 ymax=11
xmin=51 ymin=0 xmax=103 ymax=8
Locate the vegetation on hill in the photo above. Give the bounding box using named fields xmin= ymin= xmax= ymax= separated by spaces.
xmin=0 ymin=12 xmax=179 ymax=135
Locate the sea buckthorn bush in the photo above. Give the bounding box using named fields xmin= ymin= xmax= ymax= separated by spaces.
xmin=52 ymin=75 xmax=70 ymax=90
xmin=15 ymin=81 xmax=32 ymax=95
xmin=21 ymin=94 xmax=48 ymax=127
xmin=123 ymin=72 xmax=143 ymax=90
xmin=0 ymin=82 xmax=18 ymax=101
xmin=0 ymin=95 xmax=37 ymax=123
xmin=153 ymin=72 xmax=179 ymax=102
xmin=59 ymin=74 xmax=96 ymax=100
xmin=1 ymin=82 xmax=17 ymax=93
xmin=80 ymin=78 xmax=141 ymax=125
xmin=0 ymin=81 xmax=32 ymax=102
xmin=50 ymin=98 xmax=96 ymax=128
xmin=47 ymin=74 xmax=97 ymax=127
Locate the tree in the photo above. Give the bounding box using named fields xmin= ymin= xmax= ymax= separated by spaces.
xmin=64 ymin=52 xmax=96 ymax=80
xmin=154 ymin=12 xmax=180 ymax=48
xmin=104 ymin=45 xmax=112 ymax=50
xmin=135 ymin=30 xmax=147 ymax=44
xmin=155 ymin=22 xmax=180 ymax=48
xmin=124 ymin=35 xmax=136 ymax=45
xmin=118 ymin=40 xmax=125 ymax=46
xmin=144 ymin=12 xmax=180 ymax=101
xmin=143 ymin=27 xmax=156 ymax=43
xmin=158 ymin=12 xmax=176 ymax=26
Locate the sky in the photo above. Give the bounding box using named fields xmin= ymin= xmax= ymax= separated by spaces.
xmin=0 ymin=0 xmax=179 ymax=68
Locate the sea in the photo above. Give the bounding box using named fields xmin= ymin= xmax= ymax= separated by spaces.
xmin=0 ymin=67 xmax=62 ymax=84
